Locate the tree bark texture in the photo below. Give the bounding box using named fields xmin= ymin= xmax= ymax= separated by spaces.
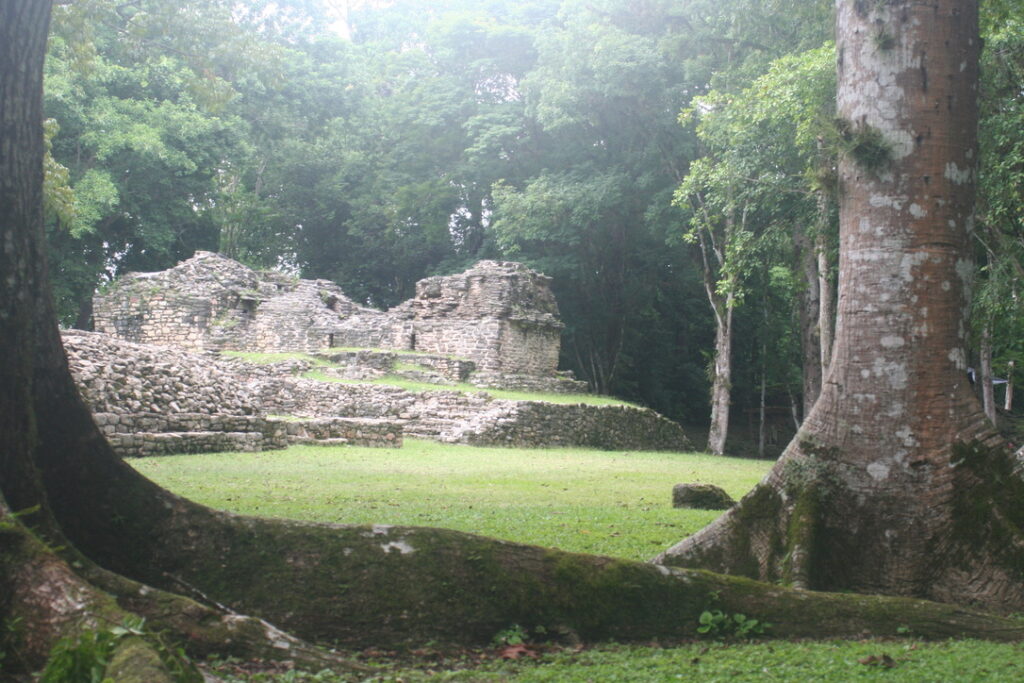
xmin=657 ymin=0 xmax=1024 ymax=611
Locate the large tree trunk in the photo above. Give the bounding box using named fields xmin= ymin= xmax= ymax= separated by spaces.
xmin=657 ymin=0 xmax=1024 ymax=610
xmin=2 ymin=2 xmax=1022 ymax=677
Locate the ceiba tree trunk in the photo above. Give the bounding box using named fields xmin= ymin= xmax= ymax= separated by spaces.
xmin=2 ymin=1 xmax=1023 ymax=677
xmin=658 ymin=0 xmax=1024 ymax=610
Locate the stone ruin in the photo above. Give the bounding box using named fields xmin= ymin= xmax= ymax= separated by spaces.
xmin=64 ymin=330 xmax=691 ymax=457
xmin=72 ymin=251 xmax=693 ymax=457
xmin=93 ymin=252 xmax=585 ymax=393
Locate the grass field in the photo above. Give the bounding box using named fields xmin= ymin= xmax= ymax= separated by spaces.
xmin=130 ymin=443 xmax=1024 ymax=682
xmin=131 ymin=440 xmax=764 ymax=560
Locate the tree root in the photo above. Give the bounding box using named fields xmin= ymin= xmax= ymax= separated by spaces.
xmin=45 ymin=488 xmax=1024 ymax=648
xmin=0 ymin=502 xmax=366 ymax=678
xmin=655 ymin=435 xmax=1024 ymax=613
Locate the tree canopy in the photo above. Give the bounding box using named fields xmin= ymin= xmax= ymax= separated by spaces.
xmin=36 ymin=0 xmax=1024 ymax=445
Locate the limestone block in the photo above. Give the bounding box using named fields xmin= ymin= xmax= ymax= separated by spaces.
xmin=671 ymin=483 xmax=736 ymax=510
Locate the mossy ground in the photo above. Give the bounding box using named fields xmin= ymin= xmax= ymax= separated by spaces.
xmin=129 ymin=442 xmax=1024 ymax=680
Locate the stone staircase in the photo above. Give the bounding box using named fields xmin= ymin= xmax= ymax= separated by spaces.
xmin=399 ymin=391 xmax=495 ymax=440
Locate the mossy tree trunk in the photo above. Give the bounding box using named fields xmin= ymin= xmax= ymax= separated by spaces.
xmin=657 ymin=0 xmax=1024 ymax=611
xmin=1 ymin=1 xmax=1023 ymax=678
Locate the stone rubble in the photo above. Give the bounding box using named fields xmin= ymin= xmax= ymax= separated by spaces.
xmin=93 ymin=252 xmax=589 ymax=393
xmin=77 ymin=252 xmax=691 ymax=456
xmin=64 ymin=331 xmax=692 ymax=456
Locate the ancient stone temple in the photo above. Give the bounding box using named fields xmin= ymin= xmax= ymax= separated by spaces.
xmin=93 ymin=252 xmax=578 ymax=391
xmin=385 ymin=261 xmax=564 ymax=380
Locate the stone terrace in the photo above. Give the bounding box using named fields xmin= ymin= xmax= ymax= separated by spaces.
xmin=64 ymin=331 xmax=692 ymax=456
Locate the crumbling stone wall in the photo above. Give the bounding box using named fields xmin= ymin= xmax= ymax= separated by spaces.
xmin=447 ymin=402 xmax=692 ymax=451
xmin=393 ymin=261 xmax=563 ymax=377
xmin=93 ymin=252 xmax=381 ymax=353
xmin=65 ymin=331 xmax=401 ymax=456
xmin=65 ymin=329 xmax=259 ymax=415
xmin=93 ymin=252 xmax=581 ymax=391
xmin=64 ymin=331 xmax=690 ymax=455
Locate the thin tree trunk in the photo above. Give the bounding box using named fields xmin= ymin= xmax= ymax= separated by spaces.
xmin=707 ymin=296 xmax=733 ymax=455
xmin=981 ymin=321 xmax=997 ymax=425
xmin=796 ymin=222 xmax=823 ymax=414
xmin=1005 ymin=360 xmax=1014 ymax=412
xmin=816 ymin=206 xmax=834 ymax=377
xmin=788 ymin=390 xmax=802 ymax=431
xmin=758 ymin=350 xmax=768 ymax=459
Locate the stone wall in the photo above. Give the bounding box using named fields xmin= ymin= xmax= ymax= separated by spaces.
xmin=312 ymin=350 xmax=476 ymax=384
xmin=93 ymin=252 xmax=579 ymax=391
xmin=448 ymin=403 xmax=692 ymax=451
xmin=395 ymin=261 xmax=564 ymax=376
xmin=93 ymin=252 xmax=383 ymax=353
xmin=65 ymin=332 xmax=402 ymax=456
xmin=95 ymin=413 xmax=400 ymax=457
xmin=64 ymin=331 xmax=690 ymax=455
xmin=65 ymin=330 xmax=259 ymax=415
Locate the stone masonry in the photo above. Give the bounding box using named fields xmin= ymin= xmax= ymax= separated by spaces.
xmin=81 ymin=252 xmax=693 ymax=456
xmin=65 ymin=331 xmax=402 ymax=456
xmin=93 ymin=252 xmax=586 ymax=393
xmin=64 ymin=331 xmax=691 ymax=456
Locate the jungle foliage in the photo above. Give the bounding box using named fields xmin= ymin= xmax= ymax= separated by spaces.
xmin=42 ymin=0 xmax=1024 ymax=437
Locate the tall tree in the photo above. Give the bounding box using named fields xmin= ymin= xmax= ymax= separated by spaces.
xmin=658 ymin=0 xmax=1024 ymax=607
xmin=676 ymin=44 xmax=838 ymax=452
xmin=973 ymin=2 xmax=1024 ymax=427
xmin=491 ymin=0 xmax=706 ymax=398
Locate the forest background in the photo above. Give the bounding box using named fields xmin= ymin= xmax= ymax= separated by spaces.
xmin=43 ymin=0 xmax=1024 ymax=453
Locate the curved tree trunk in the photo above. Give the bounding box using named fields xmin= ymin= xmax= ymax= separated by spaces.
xmin=657 ymin=0 xmax=1024 ymax=611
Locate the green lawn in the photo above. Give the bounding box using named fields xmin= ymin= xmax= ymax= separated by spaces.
xmin=131 ymin=440 xmax=763 ymax=560
xmin=131 ymin=443 xmax=1023 ymax=682
xmin=362 ymin=639 xmax=1024 ymax=682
